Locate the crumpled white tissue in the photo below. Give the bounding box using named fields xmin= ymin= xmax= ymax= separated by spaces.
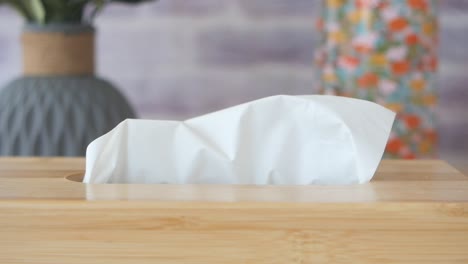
xmin=83 ymin=95 xmax=395 ymax=185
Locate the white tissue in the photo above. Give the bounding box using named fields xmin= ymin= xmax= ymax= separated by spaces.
xmin=83 ymin=95 xmax=395 ymax=185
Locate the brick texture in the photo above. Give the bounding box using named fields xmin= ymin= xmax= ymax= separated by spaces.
xmin=152 ymin=0 xmax=229 ymax=16
xmin=440 ymin=0 xmax=468 ymax=11
xmin=97 ymin=28 xmax=193 ymax=72
xmin=115 ymin=72 xmax=315 ymax=119
xmin=239 ymin=0 xmax=320 ymax=17
xmin=197 ymin=28 xmax=316 ymax=66
xmin=0 ymin=36 xmax=8 ymax=62
xmin=440 ymin=28 xmax=468 ymax=63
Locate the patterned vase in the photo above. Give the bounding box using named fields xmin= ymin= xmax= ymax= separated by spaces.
xmin=0 ymin=24 xmax=135 ymax=156
xmin=315 ymin=0 xmax=438 ymax=159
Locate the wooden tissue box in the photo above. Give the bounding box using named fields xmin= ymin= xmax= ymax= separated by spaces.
xmin=0 ymin=158 xmax=467 ymax=263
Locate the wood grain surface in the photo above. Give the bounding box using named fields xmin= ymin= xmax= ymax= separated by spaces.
xmin=0 ymin=158 xmax=467 ymax=263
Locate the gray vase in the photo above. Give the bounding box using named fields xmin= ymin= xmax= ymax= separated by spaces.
xmin=0 ymin=24 xmax=135 ymax=156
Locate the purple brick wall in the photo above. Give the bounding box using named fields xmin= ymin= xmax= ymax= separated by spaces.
xmin=197 ymin=28 xmax=316 ymax=66
xmin=90 ymin=0 xmax=319 ymax=120
xmin=0 ymin=0 xmax=467 ymax=162
xmin=437 ymin=1 xmax=468 ymax=160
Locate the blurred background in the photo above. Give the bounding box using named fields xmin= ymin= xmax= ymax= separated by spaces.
xmin=0 ymin=0 xmax=466 ymax=171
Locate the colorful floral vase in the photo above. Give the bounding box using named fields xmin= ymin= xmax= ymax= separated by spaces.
xmin=315 ymin=0 xmax=438 ymax=159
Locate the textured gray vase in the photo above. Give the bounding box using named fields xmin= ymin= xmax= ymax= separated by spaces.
xmin=0 ymin=24 xmax=135 ymax=156
xmin=0 ymin=77 xmax=135 ymax=156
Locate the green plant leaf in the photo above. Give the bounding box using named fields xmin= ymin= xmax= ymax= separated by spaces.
xmin=1 ymin=0 xmax=156 ymax=23
xmin=63 ymin=0 xmax=87 ymax=23
xmin=87 ymin=0 xmax=106 ymax=21
xmin=3 ymin=0 xmax=47 ymax=23
xmin=41 ymin=0 xmax=65 ymax=22
xmin=41 ymin=0 xmax=87 ymax=23
xmin=25 ymin=0 xmax=46 ymax=23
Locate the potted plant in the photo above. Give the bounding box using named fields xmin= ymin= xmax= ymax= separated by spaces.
xmin=0 ymin=0 xmax=153 ymax=156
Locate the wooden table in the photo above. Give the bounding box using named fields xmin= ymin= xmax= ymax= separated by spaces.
xmin=0 ymin=158 xmax=467 ymax=263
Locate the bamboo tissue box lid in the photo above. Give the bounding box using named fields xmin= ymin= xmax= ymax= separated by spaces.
xmin=1 ymin=158 xmax=468 ymax=263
